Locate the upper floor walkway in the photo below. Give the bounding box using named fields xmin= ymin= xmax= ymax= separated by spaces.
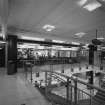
xmin=0 ymin=69 xmax=51 ymax=105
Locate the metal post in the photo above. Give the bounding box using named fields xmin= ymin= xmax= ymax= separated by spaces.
xmin=23 ymin=60 xmax=24 ymax=72
xmin=74 ymin=79 xmax=77 ymax=105
xmin=49 ymin=62 xmax=53 ymax=87
xmin=25 ymin=63 xmax=27 ymax=80
xmin=61 ymin=63 xmax=64 ymax=73
xmin=90 ymin=90 xmax=92 ymax=105
xmin=45 ymin=72 xmax=48 ymax=97
xmin=66 ymin=78 xmax=70 ymax=104
xmin=5 ymin=42 xmax=8 ymax=74
xmin=30 ymin=64 xmax=33 ymax=83
xmin=70 ymin=83 xmax=72 ymax=105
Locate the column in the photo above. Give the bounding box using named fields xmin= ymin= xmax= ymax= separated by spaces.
xmin=7 ymin=35 xmax=17 ymax=75
xmin=88 ymin=44 xmax=96 ymax=85
xmin=88 ymin=44 xmax=96 ymax=65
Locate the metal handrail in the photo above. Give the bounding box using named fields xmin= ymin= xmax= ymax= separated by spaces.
xmin=24 ymin=63 xmax=105 ymax=105
xmin=22 ymin=60 xmax=105 ymax=93
xmin=56 ymin=72 xmax=105 ymax=91
xmin=69 ymin=84 xmax=92 ymax=97
xmin=40 ymin=70 xmax=105 ymax=93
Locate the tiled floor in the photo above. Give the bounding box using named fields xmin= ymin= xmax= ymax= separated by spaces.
xmin=0 ymin=69 xmax=51 ymax=105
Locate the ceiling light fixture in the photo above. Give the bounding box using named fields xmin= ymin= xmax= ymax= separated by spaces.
xmin=75 ymin=32 xmax=86 ymax=37
xmin=97 ymin=37 xmax=104 ymax=40
xmin=83 ymin=1 xmax=102 ymax=11
xmin=72 ymin=42 xmax=80 ymax=45
xmin=53 ymin=40 xmax=64 ymax=43
xmin=43 ymin=24 xmax=55 ymax=32
xmin=20 ymin=36 xmax=44 ymax=41
xmin=77 ymin=0 xmax=88 ymax=6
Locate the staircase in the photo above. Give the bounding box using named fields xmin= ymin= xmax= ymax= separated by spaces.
xmin=92 ymin=90 xmax=105 ymax=105
xmin=101 ymin=81 xmax=105 ymax=89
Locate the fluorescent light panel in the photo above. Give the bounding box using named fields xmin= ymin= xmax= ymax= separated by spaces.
xmin=77 ymin=0 xmax=88 ymax=6
xmin=72 ymin=42 xmax=80 ymax=45
xmin=43 ymin=25 xmax=55 ymax=29
xmin=97 ymin=37 xmax=104 ymax=40
xmin=43 ymin=24 xmax=55 ymax=32
xmin=75 ymin=32 xmax=86 ymax=37
xmin=83 ymin=1 xmax=102 ymax=11
xmin=20 ymin=36 xmax=44 ymax=41
xmin=46 ymin=28 xmax=52 ymax=32
xmin=52 ymin=40 xmax=64 ymax=43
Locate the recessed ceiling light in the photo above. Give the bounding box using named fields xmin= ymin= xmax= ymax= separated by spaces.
xmin=43 ymin=25 xmax=55 ymax=29
xmin=75 ymin=32 xmax=86 ymax=37
xmin=46 ymin=28 xmax=52 ymax=32
xmin=77 ymin=0 xmax=88 ymax=6
xmin=83 ymin=1 xmax=102 ymax=11
xmin=43 ymin=24 xmax=55 ymax=32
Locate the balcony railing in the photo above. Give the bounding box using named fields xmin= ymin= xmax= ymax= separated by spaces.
xmin=19 ymin=59 xmax=105 ymax=105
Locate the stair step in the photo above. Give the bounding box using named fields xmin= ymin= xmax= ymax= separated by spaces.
xmin=92 ymin=99 xmax=104 ymax=105
xmin=97 ymin=91 xmax=105 ymax=97
xmin=93 ymin=96 xmax=105 ymax=105
xmin=95 ymin=94 xmax=105 ymax=101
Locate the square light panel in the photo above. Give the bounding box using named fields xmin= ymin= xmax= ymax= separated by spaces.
xmin=83 ymin=1 xmax=102 ymax=11
xmin=43 ymin=24 xmax=55 ymax=32
xmin=75 ymin=32 xmax=86 ymax=37
xmin=77 ymin=0 xmax=88 ymax=6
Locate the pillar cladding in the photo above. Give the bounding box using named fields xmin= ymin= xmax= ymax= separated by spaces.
xmin=7 ymin=35 xmax=17 ymax=75
xmin=88 ymin=45 xmax=96 ymax=65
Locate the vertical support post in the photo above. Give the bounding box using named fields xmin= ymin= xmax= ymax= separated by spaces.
xmin=45 ymin=72 xmax=48 ymax=97
xmin=61 ymin=63 xmax=64 ymax=73
xmin=66 ymin=78 xmax=69 ymax=104
xmin=5 ymin=42 xmax=8 ymax=73
xmin=74 ymin=79 xmax=77 ymax=105
xmin=70 ymin=82 xmax=72 ymax=105
xmin=0 ymin=0 xmax=8 ymax=72
xmin=90 ymin=89 xmax=92 ymax=105
xmin=88 ymin=45 xmax=95 ymax=66
xmin=49 ymin=63 xmax=53 ymax=88
xmin=61 ymin=51 xmax=65 ymax=73
xmin=7 ymin=35 xmax=17 ymax=75
xmin=30 ymin=64 xmax=33 ymax=83
xmin=25 ymin=63 xmax=27 ymax=80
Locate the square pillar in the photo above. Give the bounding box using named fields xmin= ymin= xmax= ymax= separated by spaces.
xmin=7 ymin=35 xmax=17 ymax=75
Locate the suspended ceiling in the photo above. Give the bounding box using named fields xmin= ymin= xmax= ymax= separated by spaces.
xmin=1 ymin=0 xmax=105 ymax=44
